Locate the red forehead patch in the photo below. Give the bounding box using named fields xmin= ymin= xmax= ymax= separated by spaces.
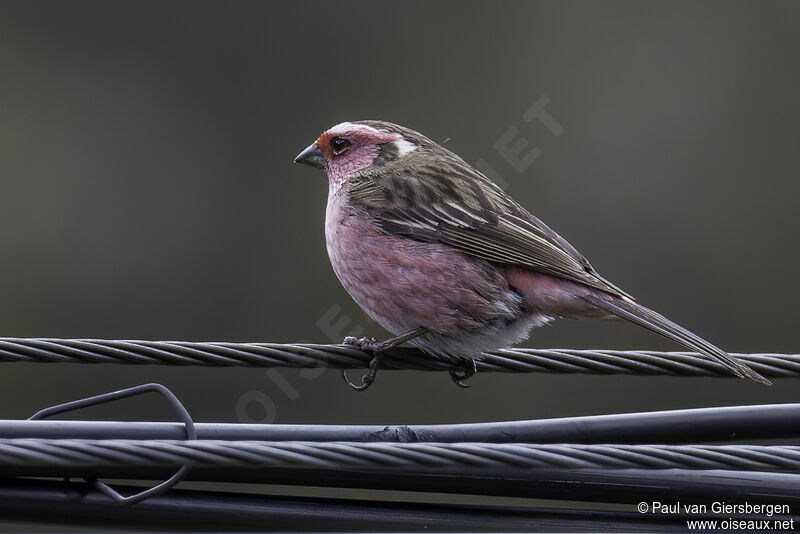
xmin=314 ymin=124 xmax=398 ymax=159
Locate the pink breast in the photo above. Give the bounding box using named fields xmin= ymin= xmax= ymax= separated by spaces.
xmin=325 ymin=190 xmax=512 ymax=336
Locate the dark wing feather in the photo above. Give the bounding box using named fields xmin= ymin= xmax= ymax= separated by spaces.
xmin=348 ymin=146 xmax=632 ymax=299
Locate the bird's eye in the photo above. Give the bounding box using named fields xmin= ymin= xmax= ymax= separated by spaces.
xmin=331 ymin=137 xmax=351 ymax=154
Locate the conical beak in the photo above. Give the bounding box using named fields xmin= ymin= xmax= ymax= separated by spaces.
xmin=294 ymin=143 xmax=326 ymax=169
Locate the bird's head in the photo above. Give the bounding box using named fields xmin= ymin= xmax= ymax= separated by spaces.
xmin=294 ymin=121 xmax=427 ymax=190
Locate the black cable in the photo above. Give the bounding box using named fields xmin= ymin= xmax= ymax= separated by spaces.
xmin=0 ymin=478 xmax=710 ymax=532
xmin=0 ymin=338 xmax=797 ymax=377
xmin=0 ymin=440 xmax=798 ymax=471
xmin=3 ymin=403 xmax=800 ymax=443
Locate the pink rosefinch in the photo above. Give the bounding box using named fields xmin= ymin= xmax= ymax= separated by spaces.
xmin=295 ymin=120 xmax=770 ymax=390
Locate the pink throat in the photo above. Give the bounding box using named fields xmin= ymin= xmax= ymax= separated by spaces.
xmin=325 ymin=143 xmax=382 ymax=190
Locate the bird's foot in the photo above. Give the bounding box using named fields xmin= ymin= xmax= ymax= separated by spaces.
xmin=340 ymin=329 xmax=427 ymax=392
xmin=341 ymin=354 xmax=381 ymax=391
xmin=342 ymin=336 xmax=384 ymax=391
xmin=343 ymin=336 xmax=385 ymax=352
xmin=449 ymin=359 xmax=477 ymax=388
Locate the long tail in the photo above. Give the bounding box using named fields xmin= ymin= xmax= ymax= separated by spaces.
xmin=581 ymin=294 xmax=771 ymax=385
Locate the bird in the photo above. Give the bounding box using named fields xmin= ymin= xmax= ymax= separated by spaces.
xmin=294 ymin=120 xmax=770 ymax=390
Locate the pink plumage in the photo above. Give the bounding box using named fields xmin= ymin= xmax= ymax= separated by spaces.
xmin=295 ymin=120 xmax=770 ymax=388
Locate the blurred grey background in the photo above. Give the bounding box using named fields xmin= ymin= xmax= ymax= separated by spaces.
xmin=0 ymin=0 xmax=798 ymax=426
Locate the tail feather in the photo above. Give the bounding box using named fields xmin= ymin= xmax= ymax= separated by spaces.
xmin=582 ymin=294 xmax=771 ymax=386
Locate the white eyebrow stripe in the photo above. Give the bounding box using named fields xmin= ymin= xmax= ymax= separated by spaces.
xmin=394 ymin=137 xmax=418 ymax=157
xmin=326 ymin=122 xmax=382 ymax=136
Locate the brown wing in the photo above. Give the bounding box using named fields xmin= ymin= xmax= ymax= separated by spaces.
xmin=347 ymin=147 xmax=633 ymax=299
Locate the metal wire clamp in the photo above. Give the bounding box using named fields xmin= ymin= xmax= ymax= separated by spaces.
xmin=28 ymin=383 xmax=196 ymax=505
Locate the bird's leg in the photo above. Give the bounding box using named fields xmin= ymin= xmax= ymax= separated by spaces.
xmin=449 ymin=358 xmax=478 ymax=388
xmin=341 ymin=328 xmax=427 ymax=391
xmin=343 ymin=327 xmax=426 ymax=353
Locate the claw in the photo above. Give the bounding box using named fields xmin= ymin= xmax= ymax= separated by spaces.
xmin=449 ymin=370 xmax=471 ymax=388
xmin=340 ymin=353 xmax=381 ymax=391
xmin=449 ymin=359 xmax=477 ymax=388
xmin=341 ymin=369 xmax=375 ymax=391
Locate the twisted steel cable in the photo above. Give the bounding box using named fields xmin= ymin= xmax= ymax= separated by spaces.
xmin=0 ymin=337 xmax=797 ymax=377
xmin=0 ymin=440 xmax=799 ymax=472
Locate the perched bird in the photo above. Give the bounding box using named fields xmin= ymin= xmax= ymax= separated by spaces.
xmin=294 ymin=120 xmax=770 ymax=390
